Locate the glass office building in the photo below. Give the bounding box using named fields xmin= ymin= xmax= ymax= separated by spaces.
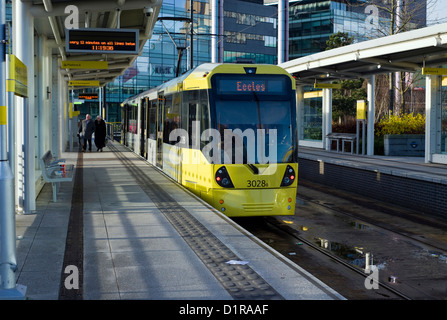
xmin=102 ymin=0 xmax=278 ymax=122
xmin=267 ymin=0 xmax=427 ymax=146
xmin=265 ymin=0 xmax=427 ymax=59
xmin=223 ymin=0 xmax=277 ymax=64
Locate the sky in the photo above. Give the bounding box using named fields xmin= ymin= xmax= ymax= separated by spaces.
xmin=427 ymin=0 xmax=447 ymax=25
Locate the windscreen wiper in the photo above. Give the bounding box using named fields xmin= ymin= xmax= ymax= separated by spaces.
xmin=246 ymin=163 xmax=259 ymax=174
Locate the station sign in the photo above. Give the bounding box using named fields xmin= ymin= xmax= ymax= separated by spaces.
xmin=303 ymin=91 xmax=323 ymax=99
xmin=78 ymin=93 xmax=99 ymax=100
xmin=66 ymin=28 xmax=139 ymax=54
xmin=422 ymin=67 xmax=447 ymax=75
xmin=62 ymin=60 xmax=108 ymax=70
xmin=357 ymin=100 xmax=366 ymax=120
xmin=314 ymin=83 xmax=342 ymax=89
xmin=7 ymin=54 xmax=28 ymax=98
xmin=69 ymin=80 xmax=100 ymax=87
xmin=0 ymin=106 xmax=6 ymax=125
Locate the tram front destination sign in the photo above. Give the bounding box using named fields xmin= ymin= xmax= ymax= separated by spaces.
xmin=66 ymin=28 xmax=139 ymax=54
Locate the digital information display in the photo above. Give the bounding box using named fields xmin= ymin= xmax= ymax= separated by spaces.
xmin=66 ymin=28 xmax=139 ymax=54
xmin=79 ymin=93 xmax=99 ymax=100
xmin=216 ymin=78 xmax=286 ymax=95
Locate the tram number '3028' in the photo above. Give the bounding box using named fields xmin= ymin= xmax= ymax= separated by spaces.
xmin=246 ymin=180 xmax=268 ymax=188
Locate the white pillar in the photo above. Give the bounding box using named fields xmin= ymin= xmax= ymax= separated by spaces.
xmin=218 ymin=0 xmax=223 ymax=63
xmin=296 ymin=85 xmax=303 ymax=142
xmin=211 ymin=0 xmax=218 ymax=63
xmin=425 ymin=75 xmax=441 ymax=163
xmin=51 ymin=57 xmax=59 ymax=154
xmin=323 ymin=88 xmax=332 ymax=151
xmin=0 ymin=0 xmax=26 ymax=299
xmin=57 ymin=63 xmax=68 ymax=157
xmin=14 ymin=0 xmax=35 ymax=213
xmin=367 ymin=75 xmax=375 ymax=155
xmin=277 ymin=0 xmax=289 ymax=64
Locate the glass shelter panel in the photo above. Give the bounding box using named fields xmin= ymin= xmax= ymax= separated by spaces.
xmin=301 ymin=91 xmax=323 ymax=142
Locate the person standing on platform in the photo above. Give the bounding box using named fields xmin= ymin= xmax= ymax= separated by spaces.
xmin=94 ymin=115 xmax=107 ymax=152
xmin=78 ymin=114 xmax=95 ymax=152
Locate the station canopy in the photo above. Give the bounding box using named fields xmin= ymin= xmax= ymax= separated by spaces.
xmin=280 ymin=22 xmax=447 ymax=85
xmin=27 ymin=0 xmax=162 ymax=87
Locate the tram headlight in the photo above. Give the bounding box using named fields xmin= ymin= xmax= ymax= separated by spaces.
xmin=215 ymin=166 xmax=234 ymax=188
xmin=281 ymin=165 xmax=296 ymax=187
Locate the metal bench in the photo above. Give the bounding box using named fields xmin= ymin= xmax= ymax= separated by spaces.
xmin=40 ymin=150 xmax=74 ymax=202
xmin=326 ymin=133 xmax=357 ymax=153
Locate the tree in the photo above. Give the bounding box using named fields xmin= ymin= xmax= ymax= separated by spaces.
xmin=325 ymin=32 xmax=354 ymax=50
xmin=326 ymin=32 xmax=367 ymax=124
xmin=353 ymin=0 xmax=439 ymax=117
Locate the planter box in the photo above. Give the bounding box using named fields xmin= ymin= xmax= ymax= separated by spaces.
xmin=384 ymin=134 xmax=425 ymax=157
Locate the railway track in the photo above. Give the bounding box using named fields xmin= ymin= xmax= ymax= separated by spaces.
xmin=235 ymin=181 xmax=447 ymax=300
xmin=264 ymin=216 xmax=412 ymax=300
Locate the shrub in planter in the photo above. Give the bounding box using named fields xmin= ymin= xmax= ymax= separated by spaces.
xmin=376 ymin=114 xmax=425 ymax=156
xmin=375 ymin=113 xmax=425 ymax=136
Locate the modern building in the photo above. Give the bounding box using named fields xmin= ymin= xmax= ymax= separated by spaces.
xmin=266 ymin=0 xmax=428 ymax=155
xmin=98 ymin=0 xmax=278 ymax=123
xmin=222 ymin=0 xmax=277 ymax=64
xmin=281 ymin=22 xmax=447 ymax=164
xmin=266 ymin=0 xmax=427 ymax=59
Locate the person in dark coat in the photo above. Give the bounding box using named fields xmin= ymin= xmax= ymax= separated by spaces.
xmin=78 ymin=114 xmax=96 ymax=152
xmin=94 ymin=115 xmax=107 ymax=152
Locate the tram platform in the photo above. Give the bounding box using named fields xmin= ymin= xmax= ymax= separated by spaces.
xmin=13 ymin=141 xmax=344 ymax=301
xmin=298 ymin=147 xmax=447 ymax=218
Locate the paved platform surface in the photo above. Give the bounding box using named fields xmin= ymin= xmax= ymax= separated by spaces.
xmin=13 ymin=141 xmax=344 ymax=300
xmin=299 ymin=147 xmax=447 ymax=185
xmin=298 ymin=146 xmax=447 ymax=219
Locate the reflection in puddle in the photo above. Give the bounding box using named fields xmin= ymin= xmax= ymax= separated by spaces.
xmin=282 ymin=220 xmax=309 ymax=232
xmin=351 ymin=221 xmax=372 ymax=230
xmin=315 ymin=237 xmax=373 ymax=269
xmin=428 ymin=251 xmax=447 ymax=263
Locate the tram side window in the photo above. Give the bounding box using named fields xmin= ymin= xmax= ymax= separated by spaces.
xmin=172 ymin=93 xmax=181 ymax=130
xmin=181 ymin=92 xmax=188 ymax=131
xmin=129 ymin=105 xmax=137 ymax=134
xmin=188 ymin=103 xmax=198 ymax=148
xmin=183 ymin=90 xmax=198 ymax=148
xmin=148 ymin=100 xmax=157 ymax=139
xmin=199 ymin=90 xmax=210 ymax=149
xmin=163 ymin=95 xmax=172 ymax=144
xmin=163 ymin=94 xmax=181 ymax=144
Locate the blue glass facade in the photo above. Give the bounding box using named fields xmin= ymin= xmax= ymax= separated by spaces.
xmin=289 ymin=0 xmax=368 ymax=59
xmin=287 ymin=0 xmax=426 ymax=59
xmin=223 ymin=0 xmax=277 ymax=64
xmin=105 ymin=0 xmax=210 ymax=121
xmin=104 ymin=0 xmax=278 ymax=122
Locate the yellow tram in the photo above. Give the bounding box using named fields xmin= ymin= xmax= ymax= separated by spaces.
xmin=121 ymin=63 xmax=297 ymax=217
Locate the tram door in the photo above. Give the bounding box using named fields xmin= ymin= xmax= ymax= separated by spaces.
xmin=122 ymin=104 xmax=129 ymax=146
xmin=140 ymin=98 xmax=147 ymax=158
xmin=156 ymin=94 xmax=164 ymax=168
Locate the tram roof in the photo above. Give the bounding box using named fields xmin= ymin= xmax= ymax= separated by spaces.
xmin=122 ymin=63 xmax=295 ymax=104
xmin=280 ymin=22 xmax=447 ymax=85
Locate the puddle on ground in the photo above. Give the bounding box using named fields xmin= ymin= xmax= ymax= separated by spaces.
xmin=428 ymin=250 xmax=447 ymax=263
xmin=295 ymin=198 xmax=308 ymax=206
xmin=351 ymin=221 xmax=372 ymax=230
xmin=315 ymin=237 xmax=377 ymax=270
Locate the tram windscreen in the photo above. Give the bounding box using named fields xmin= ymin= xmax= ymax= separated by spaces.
xmin=211 ymin=74 xmax=295 ymax=164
